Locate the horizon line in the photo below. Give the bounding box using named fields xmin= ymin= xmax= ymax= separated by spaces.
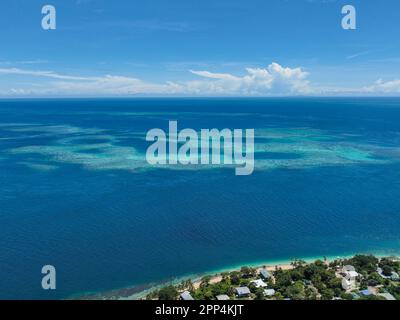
xmin=2 ymin=95 xmax=400 ymax=101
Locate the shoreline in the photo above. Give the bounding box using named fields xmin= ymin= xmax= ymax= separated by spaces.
xmin=73 ymin=250 xmax=399 ymax=300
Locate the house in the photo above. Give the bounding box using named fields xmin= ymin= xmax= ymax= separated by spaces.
xmin=180 ymin=291 xmax=194 ymax=300
xmin=250 ymin=279 xmax=267 ymax=288
xmin=390 ymin=271 xmax=400 ymax=281
xmin=342 ymin=265 xmax=356 ymax=271
xmin=342 ymin=278 xmax=356 ymax=291
xmin=216 ymin=294 xmax=230 ymax=300
xmin=377 ymin=267 xmax=400 ymax=281
xmin=235 ymin=286 xmax=251 ymax=298
xmin=264 ymin=289 xmax=276 ymax=297
xmin=341 ymin=265 xmax=358 ymax=291
xmin=346 ymin=270 xmax=359 ymax=279
xmin=378 ymin=292 xmax=396 ymax=301
xmin=377 ymin=267 xmax=387 ymax=278
xmin=342 ymin=265 xmax=358 ymax=277
xmin=259 ymin=268 xmax=271 ymax=280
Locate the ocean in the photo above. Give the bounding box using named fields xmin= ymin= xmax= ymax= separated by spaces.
xmin=1 ymin=98 xmax=400 ymax=299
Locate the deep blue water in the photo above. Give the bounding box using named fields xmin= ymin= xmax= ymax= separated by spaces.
xmin=1 ymin=98 xmax=400 ymax=299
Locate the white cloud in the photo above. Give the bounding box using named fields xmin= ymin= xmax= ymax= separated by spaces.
xmin=362 ymin=79 xmax=400 ymax=94
xmin=0 ymin=68 xmax=92 ymax=81
xmin=1 ymin=63 xmax=400 ymax=97
xmin=346 ymin=51 xmax=371 ymax=60
xmin=0 ymin=63 xmax=312 ymax=97
xmin=186 ymin=62 xmax=311 ymax=95
xmin=189 ymin=70 xmax=241 ymax=81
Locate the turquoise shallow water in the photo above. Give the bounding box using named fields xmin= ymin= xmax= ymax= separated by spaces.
xmin=1 ymin=98 xmax=400 ymax=299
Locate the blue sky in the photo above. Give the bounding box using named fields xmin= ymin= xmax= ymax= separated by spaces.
xmin=0 ymin=0 xmax=400 ymax=97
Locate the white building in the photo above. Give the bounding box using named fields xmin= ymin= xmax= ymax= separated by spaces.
xmin=341 ymin=265 xmax=359 ymax=291
xmin=251 ymin=279 xmax=268 ymax=288
xmin=341 ymin=278 xmax=355 ymax=291
xmin=264 ymin=289 xmax=276 ymax=297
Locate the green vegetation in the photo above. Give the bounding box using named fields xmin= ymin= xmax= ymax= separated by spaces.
xmin=273 ymin=259 xmax=342 ymax=300
xmin=145 ymin=255 xmax=400 ymax=301
xmin=154 ymin=285 xmax=179 ymax=300
xmin=193 ymin=275 xmax=235 ymax=300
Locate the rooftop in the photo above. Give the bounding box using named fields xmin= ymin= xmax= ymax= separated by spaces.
xmin=342 ymin=265 xmax=356 ymax=272
xmin=180 ymin=291 xmax=194 ymax=300
xmin=377 ymin=267 xmax=400 ymax=280
xmin=235 ymin=286 xmax=251 ymax=296
xmin=251 ymin=279 xmax=267 ymax=288
xmin=378 ymin=292 xmax=396 ymax=301
xmin=260 ymin=269 xmax=271 ymax=278
xmin=345 ymin=270 xmax=359 ymax=278
xmin=264 ymin=289 xmax=276 ymax=296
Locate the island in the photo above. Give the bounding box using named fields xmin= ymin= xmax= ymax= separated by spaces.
xmin=142 ymin=255 xmax=400 ymax=301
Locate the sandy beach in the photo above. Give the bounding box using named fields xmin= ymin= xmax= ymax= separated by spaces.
xmin=191 ymin=263 xmax=294 ymax=290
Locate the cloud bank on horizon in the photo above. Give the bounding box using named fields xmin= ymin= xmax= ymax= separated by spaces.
xmin=0 ymin=62 xmax=399 ymax=97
